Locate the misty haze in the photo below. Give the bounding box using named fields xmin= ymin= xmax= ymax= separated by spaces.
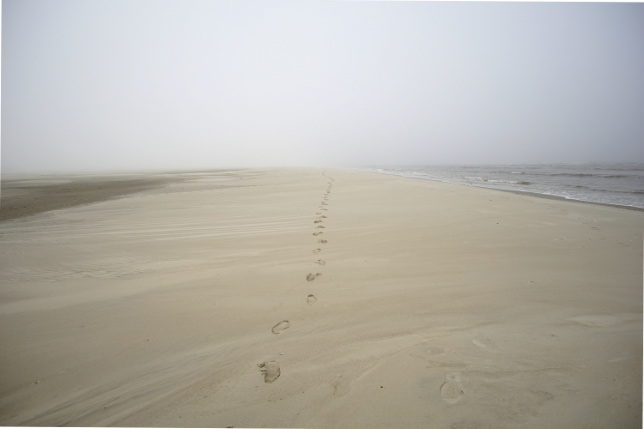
xmin=3 ymin=0 xmax=644 ymax=171
xmin=1 ymin=1 xmax=643 ymax=428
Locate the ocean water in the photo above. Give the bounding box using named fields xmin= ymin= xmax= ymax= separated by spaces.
xmin=370 ymin=164 xmax=644 ymax=209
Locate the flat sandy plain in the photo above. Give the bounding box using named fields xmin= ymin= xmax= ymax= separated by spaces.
xmin=0 ymin=168 xmax=642 ymax=428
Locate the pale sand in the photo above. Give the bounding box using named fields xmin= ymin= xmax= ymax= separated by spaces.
xmin=0 ymin=168 xmax=641 ymax=428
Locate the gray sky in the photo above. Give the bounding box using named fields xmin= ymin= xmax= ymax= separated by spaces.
xmin=2 ymin=0 xmax=644 ymax=173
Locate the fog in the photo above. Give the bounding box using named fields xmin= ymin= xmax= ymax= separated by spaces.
xmin=2 ymin=0 xmax=644 ymax=173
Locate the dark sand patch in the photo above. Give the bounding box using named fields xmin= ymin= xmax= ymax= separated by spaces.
xmin=1 ymin=176 xmax=180 ymax=222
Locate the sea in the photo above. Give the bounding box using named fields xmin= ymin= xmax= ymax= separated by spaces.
xmin=369 ymin=163 xmax=644 ymax=210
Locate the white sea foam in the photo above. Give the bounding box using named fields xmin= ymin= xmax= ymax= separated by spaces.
xmin=368 ymin=164 xmax=644 ymax=209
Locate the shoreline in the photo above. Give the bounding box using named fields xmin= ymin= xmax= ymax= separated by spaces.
xmin=3 ymin=167 xmax=643 ymax=224
xmin=367 ymin=169 xmax=644 ymax=212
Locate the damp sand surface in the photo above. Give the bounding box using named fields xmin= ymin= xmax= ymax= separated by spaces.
xmin=0 ymin=168 xmax=641 ymax=428
xmin=0 ymin=174 xmax=184 ymax=222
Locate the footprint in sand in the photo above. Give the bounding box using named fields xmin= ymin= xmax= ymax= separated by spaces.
xmin=314 ymin=220 xmax=322 ymax=224
xmin=440 ymin=373 xmax=464 ymax=404
xmin=315 ymin=259 xmax=326 ymax=265
xmin=319 ymin=215 xmax=327 ymax=219
xmin=306 ymin=273 xmax=322 ymax=281
xmin=316 ymin=225 xmax=326 ymax=229
xmin=313 ymin=231 xmax=323 ymax=236
xmin=321 ymin=201 xmax=328 ymax=206
xmin=319 ymin=239 xmax=328 ymax=244
xmin=271 ymin=320 xmax=290 ymax=334
xmin=258 ymin=361 xmax=281 ymax=383
xmin=306 ymin=294 xmax=318 ymax=305
xmin=312 ymin=248 xmax=322 ymax=254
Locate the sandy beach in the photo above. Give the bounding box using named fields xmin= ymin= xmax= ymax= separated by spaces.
xmin=0 ymin=168 xmax=641 ymax=428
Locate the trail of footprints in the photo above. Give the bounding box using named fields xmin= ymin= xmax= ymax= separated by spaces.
xmin=258 ymin=171 xmax=335 ymax=383
xmin=256 ymin=173 xmax=471 ymax=404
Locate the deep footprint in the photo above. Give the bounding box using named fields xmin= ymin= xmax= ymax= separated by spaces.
xmin=271 ymin=320 xmax=290 ymax=334
xmin=440 ymin=373 xmax=464 ymax=404
xmin=258 ymin=361 xmax=281 ymax=383
xmin=306 ymin=273 xmax=322 ymax=281
xmin=319 ymin=239 xmax=328 ymax=243
xmin=306 ymin=294 xmax=318 ymax=305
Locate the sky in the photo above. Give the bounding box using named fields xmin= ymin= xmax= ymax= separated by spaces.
xmin=2 ymin=0 xmax=644 ymax=173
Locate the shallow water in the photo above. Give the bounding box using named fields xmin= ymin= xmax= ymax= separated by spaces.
xmin=370 ymin=163 xmax=644 ymax=209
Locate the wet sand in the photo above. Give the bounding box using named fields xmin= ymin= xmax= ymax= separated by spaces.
xmin=1 ymin=174 xmax=184 ymax=222
xmin=0 ymin=168 xmax=641 ymax=428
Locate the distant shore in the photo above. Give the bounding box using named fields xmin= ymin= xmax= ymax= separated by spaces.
xmin=0 ymin=168 xmax=641 ymax=427
xmin=3 ymin=167 xmax=643 ymax=224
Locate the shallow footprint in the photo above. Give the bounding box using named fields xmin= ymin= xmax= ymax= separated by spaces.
xmin=258 ymin=361 xmax=281 ymax=383
xmin=440 ymin=373 xmax=464 ymax=404
xmin=312 ymin=248 xmax=322 ymax=254
xmin=313 ymin=231 xmax=323 ymax=236
xmin=314 ymin=220 xmax=322 ymax=224
xmin=315 ymin=259 xmax=326 ymax=265
xmin=271 ymin=320 xmax=290 ymax=334
xmin=319 ymin=239 xmax=328 ymax=244
xmin=306 ymin=294 xmax=318 ymax=305
xmin=306 ymin=273 xmax=322 ymax=281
